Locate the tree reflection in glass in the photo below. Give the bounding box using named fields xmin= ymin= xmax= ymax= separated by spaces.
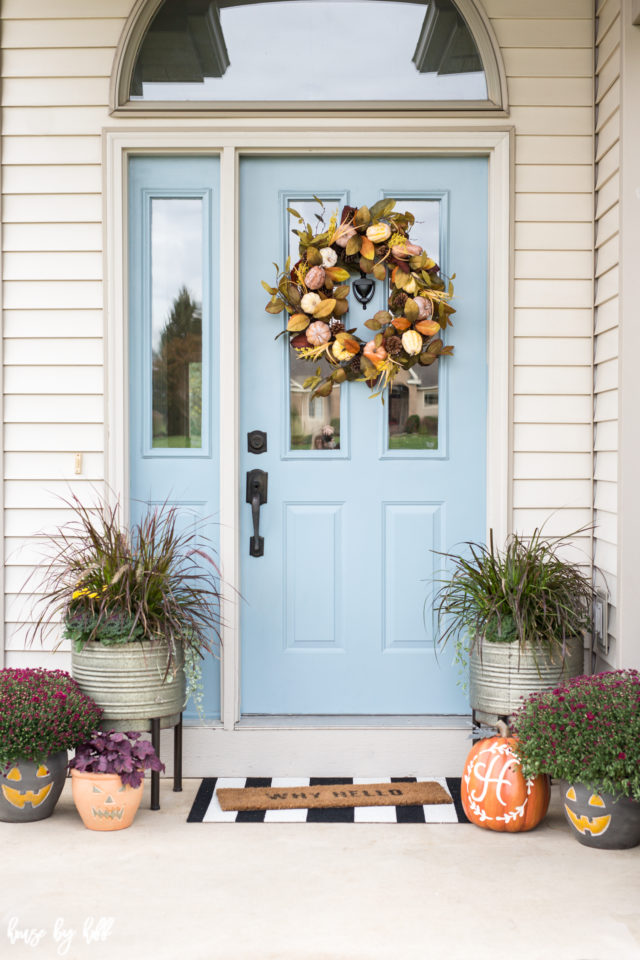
xmin=152 ymin=286 xmax=202 ymax=447
xmin=150 ymin=197 xmax=203 ymax=448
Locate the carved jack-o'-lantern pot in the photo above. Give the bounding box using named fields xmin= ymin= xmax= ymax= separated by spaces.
xmin=560 ymin=781 xmax=640 ymax=849
xmin=461 ymin=737 xmax=550 ymax=832
xmin=0 ymin=752 xmax=68 ymax=823
xmin=71 ymin=771 xmax=143 ymax=831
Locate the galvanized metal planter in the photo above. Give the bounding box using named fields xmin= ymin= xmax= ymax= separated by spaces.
xmin=71 ymin=639 xmax=186 ymax=732
xmin=470 ymin=636 xmax=584 ymax=725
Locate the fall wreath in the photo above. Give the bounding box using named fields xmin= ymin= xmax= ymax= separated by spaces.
xmin=263 ymin=198 xmax=455 ymax=398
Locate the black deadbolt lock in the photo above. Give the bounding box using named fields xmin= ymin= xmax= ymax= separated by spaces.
xmin=248 ymin=430 xmax=267 ymax=454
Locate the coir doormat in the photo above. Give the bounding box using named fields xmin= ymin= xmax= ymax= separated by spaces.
xmin=188 ymin=777 xmax=470 ymax=823
xmin=218 ymin=779 xmax=450 ymax=811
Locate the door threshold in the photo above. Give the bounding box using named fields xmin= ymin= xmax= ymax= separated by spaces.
xmin=236 ymin=714 xmax=471 ymax=730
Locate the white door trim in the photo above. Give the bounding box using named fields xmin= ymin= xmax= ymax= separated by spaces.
xmin=104 ymin=123 xmax=512 ymax=765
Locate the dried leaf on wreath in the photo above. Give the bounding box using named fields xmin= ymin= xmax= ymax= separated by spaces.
xmin=360 ymin=236 xmax=375 ymax=260
xmin=333 ymin=299 xmax=349 ymax=318
xmin=370 ymin=198 xmax=395 ymax=220
xmin=287 ymin=284 xmax=301 ymax=306
xmin=365 ymin=318 xmax=382 ymax=331
xmin=287 ymin=207 xmax=303 ymax=220
xmin=361 ymin=356 xmax=379 ymax=380
xmin=427 ymin=338 xmax=443 ymax=355
xmin=313 ymin=380 xmax=333 ymax=399
xmin=287 ymin=313 xmax=310 ymax=332
xmin=404 ymin=298 xmax=419 ymax=322
xmin=355 ymin=205 xmax=371 ymax=227
xmin=346 ymin=234 xmax=362 ymax=257
xmin=334 ymin=284 xmax=350 ymax=300
xmin=391 ymin=317 xmax=410 ymax=332
xmin=261 ymin=280 xmax=278 ymax=295
xmin=306 ymin=246 xmax=322 ymax=267
xmin=359 ymin=257 xmax=374 ymax=274
xmin=335 ymin=332 xmax=360 ymax=354
xmin=374 ymin=310 xmax=392 ymax=325
xmin=265 ymin=299 xmax=285 ymax=314
xmin=325 ymin=267 xmax=350 ymax=282
xmin=394 ymin=269 xmax=409 ymax=290
xmin=418 ymin=353 xmax=436 ymax=366
xmin=313 ymin=298 xmax=337 ymax=319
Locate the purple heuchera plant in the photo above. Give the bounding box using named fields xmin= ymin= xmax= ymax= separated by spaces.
xmin=70 ymin=730 xmax=165 ymax=789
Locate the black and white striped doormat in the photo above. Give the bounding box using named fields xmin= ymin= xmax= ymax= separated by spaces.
xmin=188 ymin=777 xmax=469 ymax=823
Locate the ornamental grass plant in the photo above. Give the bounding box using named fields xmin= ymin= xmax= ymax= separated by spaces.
xmin=30 ymin=495 xmax=222 ymax=672
xmin=512 ymin=670 xmax=640 ymax=801
xmin=432 ymin=527 xmax=596 ymax=663
xmin=0 ymin=668 xmax=102 ymax=768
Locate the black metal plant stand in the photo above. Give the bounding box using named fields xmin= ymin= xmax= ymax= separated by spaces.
xmin=150 ymin=713 xmax=183 ymax=810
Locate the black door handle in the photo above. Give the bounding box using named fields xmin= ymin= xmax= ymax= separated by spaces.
xmin=246 ymin=469 xmax=268 ymax=557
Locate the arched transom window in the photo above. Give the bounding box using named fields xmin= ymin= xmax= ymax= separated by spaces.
xmin=114 ymin=0 xmax=506 ymax=110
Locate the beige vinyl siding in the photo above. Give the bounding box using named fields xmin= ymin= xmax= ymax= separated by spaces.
xmin=0 ymin=6 xmax=118 ymax=668
xmin=594 ymin=0 xmax=620 ymax=663
xmin=1 ymin=0 xmax=596 ymax=672
xmin=497 ymin=3 xmax=595 ymax=568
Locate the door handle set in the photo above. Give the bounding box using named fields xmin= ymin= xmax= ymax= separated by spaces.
xmin=246 ymin=468 xmax=268 ymax=557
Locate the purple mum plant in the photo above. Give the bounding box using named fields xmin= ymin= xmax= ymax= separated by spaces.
xmin=69 ymin=731 xmax=165 ymax=789
xmin=0 ymin=668 xmax=103 ymax=769
xmin=512 ymin=670 xmax=640 ymax=801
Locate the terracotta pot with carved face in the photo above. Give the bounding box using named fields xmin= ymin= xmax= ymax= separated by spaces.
xmin=71 ymin=770 xmax=143 ymax=831
xmin=0 ymin=752 xmax=67 ymax=823
xmin=560 ymin=781 xmax=640 ymax=849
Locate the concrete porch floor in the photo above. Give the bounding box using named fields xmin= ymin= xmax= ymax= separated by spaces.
xmin=3 ymin=779 xmax=640 ymax=960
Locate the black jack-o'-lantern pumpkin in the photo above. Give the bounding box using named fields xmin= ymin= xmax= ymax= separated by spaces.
xmin=0 ymin=751 xmax=67 ymax=823
xmin=561 ymin=780 xmax=640 ymax=849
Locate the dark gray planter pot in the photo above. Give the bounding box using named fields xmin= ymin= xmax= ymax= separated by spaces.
xmin=0 ymin=751 xmax=67 ymax=823
xmin=560 ymin=780 xmax=640 ymax=849
xmin=469 ymin=636 xmax=584 ymax=725
xmin=71 ymin=639 xmax=185 ymax=732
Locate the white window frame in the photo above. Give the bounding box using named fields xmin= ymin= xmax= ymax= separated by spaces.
xmin=110 ymin=0 xmax=509 ymax=115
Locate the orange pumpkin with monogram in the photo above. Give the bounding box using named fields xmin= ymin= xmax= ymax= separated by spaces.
xmin=461 ymin=736 xmax=550 ymax=832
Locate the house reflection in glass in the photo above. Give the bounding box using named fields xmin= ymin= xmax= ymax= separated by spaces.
xmin=290 ymin=351 xmax=340 ymax=451
xmin=388 ymin=363 xmax=439 ymax=450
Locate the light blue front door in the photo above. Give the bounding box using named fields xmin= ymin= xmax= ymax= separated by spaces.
xmin=128 ymin=155 xmax=221 ymax=721
xmin=240 ymin=155 xmax=487 ymax=715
